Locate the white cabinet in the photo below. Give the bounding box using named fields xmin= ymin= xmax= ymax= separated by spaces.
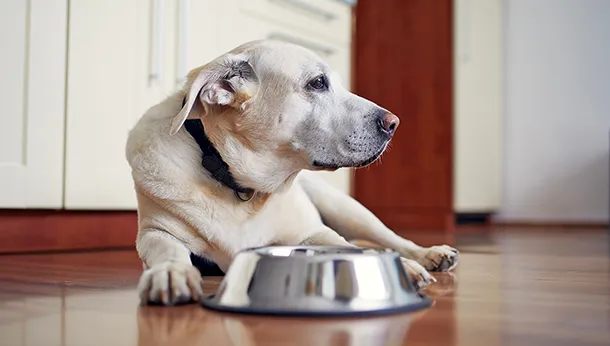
xmin=237 ymin=0 xmax=352 ymax=45
xmin=181 ymin=0 xmax=351 ymax=84
xmin=453 ymin=0 xmax=503 ymax=213
xmin=64 ymin=0 xmax=178 ymax=209
xmin=0 ymin=0 xmax=354 ymax=210
xmin=0 ymin=0 xmax=67 ymax=209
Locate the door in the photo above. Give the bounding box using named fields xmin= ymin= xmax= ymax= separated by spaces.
xmin=0 ymin=0 xmax=67 ymax=209
xmin=353 ymin=0 xmax=455 ymax=231
xmin=64 ymin=0 xmax=176 ymax=209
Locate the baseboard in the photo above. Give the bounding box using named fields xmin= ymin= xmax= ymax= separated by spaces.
xmin=0 ymin=210 xmax=138 ymax=254
xmin=493 ymin=220 xmax=609 ymax=229
xmin=370 ymin=208 xmax=455 ymax=232
xmin=455 ymin=212 xmax=492 ymax=226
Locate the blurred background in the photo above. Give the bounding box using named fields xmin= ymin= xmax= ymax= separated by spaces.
xmin=0 ymin=0 xmax=608 ymax=253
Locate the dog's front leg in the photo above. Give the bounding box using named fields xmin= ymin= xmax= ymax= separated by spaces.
xmin=136 ymin=229 xmax=204 ymax=306
xmin=299 ymin=174 xmax=459 ymax=272
xmin=297 ymin=228 xmax=436 ymax=289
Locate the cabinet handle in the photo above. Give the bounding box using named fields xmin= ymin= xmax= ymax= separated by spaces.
xmin=269 ymin=0 xmax=337 ymax=21
xmin=149 ymin=0 xmax=165 ymax=85
xmin=268 ymin=33 xmax=335 ymax=56
xmin=176 ymin=0 xmax=189 ymax=87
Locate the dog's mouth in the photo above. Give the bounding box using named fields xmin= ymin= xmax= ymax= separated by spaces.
xmin=352 ymin=142 xmax=388 ymax=168
xmin=311 ymin=161 xmax=341 ymax=171
xmin=311 ymin=141 xmax=389 ymax=170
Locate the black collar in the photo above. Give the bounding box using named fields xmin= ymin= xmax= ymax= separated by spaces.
xmin=181 ymin=97 xmax=255 ymax=200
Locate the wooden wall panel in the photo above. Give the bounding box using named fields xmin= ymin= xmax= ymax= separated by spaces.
xmin=0 ymin=210 xmax=137 ymax=253
xmin=353 ymin=0 xmax=454 ymax=232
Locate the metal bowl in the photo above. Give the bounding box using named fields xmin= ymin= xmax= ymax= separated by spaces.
xmin=200 ymin=246 xmax=432 ymax=317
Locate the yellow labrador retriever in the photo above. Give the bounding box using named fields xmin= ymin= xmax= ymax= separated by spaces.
xmin=126 ymin=40 xmax=458 ymax=305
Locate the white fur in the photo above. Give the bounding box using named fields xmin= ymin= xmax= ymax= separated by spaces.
xmin=126 ymin=40 xmax=459 ymax=305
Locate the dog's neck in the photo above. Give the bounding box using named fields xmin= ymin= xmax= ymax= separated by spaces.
xmin=181 ymin=97 xmax=255 ymax=202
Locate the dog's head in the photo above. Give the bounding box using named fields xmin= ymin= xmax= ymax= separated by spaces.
xmin=171 ymin=40 xmax=399 ymax=192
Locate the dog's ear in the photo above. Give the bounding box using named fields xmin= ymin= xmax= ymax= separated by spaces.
xmin=169 ymin=54 xmax=258 ymax=135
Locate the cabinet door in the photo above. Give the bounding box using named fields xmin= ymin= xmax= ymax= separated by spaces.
xmin=0 ymin=0 xmax=67 ymax=208
xmin=65 ymin=0 xmax=176 ymax=209
xmin=453 ymin=0 xmax=502 ymax=212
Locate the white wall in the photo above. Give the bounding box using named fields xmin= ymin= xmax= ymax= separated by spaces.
xmin=499 ymin=0 xmax=610 ymax=222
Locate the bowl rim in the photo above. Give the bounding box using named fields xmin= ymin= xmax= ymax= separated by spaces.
xmin=200 ymin=292 xmax=432 ymax=317
xmin=238 ymin=245 xmax=400 ymax=259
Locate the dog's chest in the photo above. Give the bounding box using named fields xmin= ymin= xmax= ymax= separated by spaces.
xmin=213 ymin=183 xmax=324 ymax=255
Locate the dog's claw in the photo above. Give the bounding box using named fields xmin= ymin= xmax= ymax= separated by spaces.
xmin=418 ymin=245 xmax=460 ymax=272
xmin=137 ymin=261 xmax=204 ymax=306
xmin=401 ymin=257 xmax=435 ymax=289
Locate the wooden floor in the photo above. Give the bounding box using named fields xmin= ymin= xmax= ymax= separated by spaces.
xmin=0 ymin=227 xmax=608 ymax=346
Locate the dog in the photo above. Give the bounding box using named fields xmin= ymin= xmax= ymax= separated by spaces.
xmin=126 ymin=40 xmax=459 ymax=305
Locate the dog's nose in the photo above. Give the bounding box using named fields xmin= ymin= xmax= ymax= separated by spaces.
xmin=380 ymin=113 xmax=400 ymax=135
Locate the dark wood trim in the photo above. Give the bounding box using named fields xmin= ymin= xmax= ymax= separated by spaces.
xmin=371 ymin=209 xmax=455 ymax=234
xmin=0 ymin=210 xmax=137 ymax=254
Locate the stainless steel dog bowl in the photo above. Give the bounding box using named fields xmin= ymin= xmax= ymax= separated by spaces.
xmin=200 ymin=246 xmax=432 ymax=317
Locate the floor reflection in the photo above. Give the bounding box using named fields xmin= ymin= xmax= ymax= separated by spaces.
xmin=137 ymin=304 xmax=424 ymax=346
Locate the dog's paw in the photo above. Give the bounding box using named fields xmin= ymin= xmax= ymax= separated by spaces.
xmin=137 ymin=261 xmax=204 ymax=306
xmin=401 ymin=258 xmax=436 ymax=290
xmin=417 ymin=245 xmax=459 ymax=272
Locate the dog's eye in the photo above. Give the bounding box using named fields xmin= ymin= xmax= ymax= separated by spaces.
xmin=307 ymin=75 xmax=328 ymax=91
